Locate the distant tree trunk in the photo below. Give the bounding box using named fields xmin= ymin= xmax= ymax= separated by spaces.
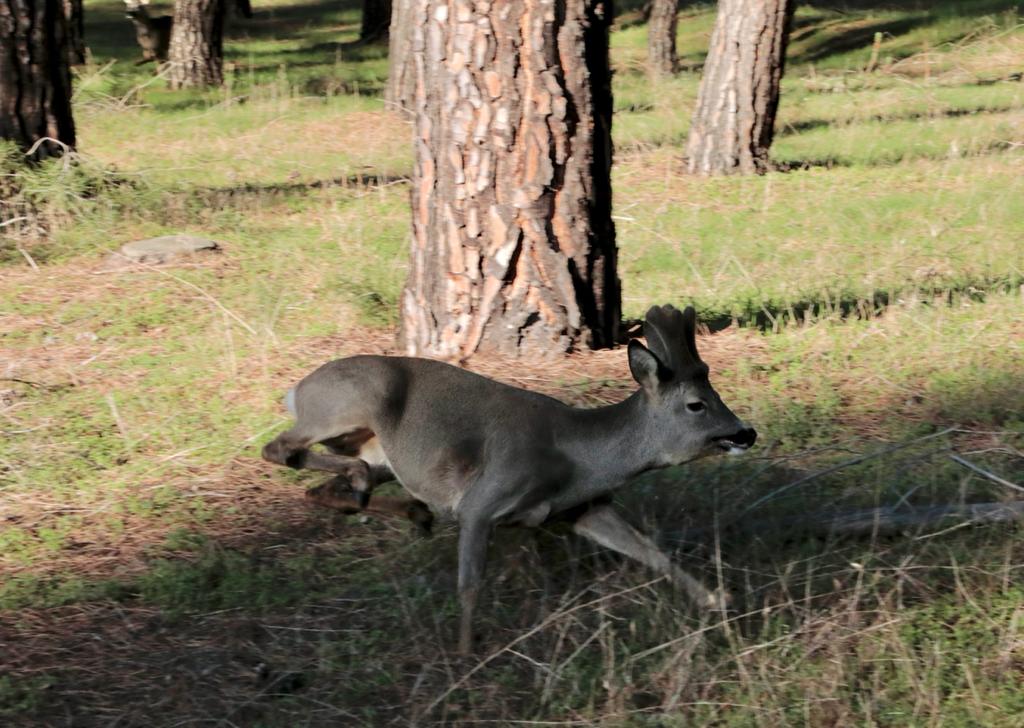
xmin=63 ymin=0 xmax=86 ymax=64
xmin=167 ymin=0 xmax=225 ymax=88
xmin=0 ymin=0 xmax=76 ymax=161
xmin=647 ymin=0 xmax=678 ymax=77
xmin=685 ymin=0 xmax=794 ymax=175
xmin=232 ymin=0 xmax=251 ymax=18
xmin=400 ymin=0 xmax=620 ymax=359
xmin=361 ymin=0 xmax=391 ymax=41
xmin=384 ymin=0 xmax=414 ymax=112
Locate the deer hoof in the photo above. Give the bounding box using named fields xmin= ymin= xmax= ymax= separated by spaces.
xmin=705 ymin=589 xmax=732 ymax=611
xmin=305 ymin=479 xmax=361 ymax=514
xmin=407 ymin=501 xmax=434 ymax=537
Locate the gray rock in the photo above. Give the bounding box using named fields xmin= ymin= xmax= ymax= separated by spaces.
xmin=108 ymin=234 xmax=221 ymax=266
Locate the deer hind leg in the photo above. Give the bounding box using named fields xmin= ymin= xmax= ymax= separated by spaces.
xmin=265 ymin=426 xmax=410 ymax=521
xmin=262 ymin=427 xmax=374 ymax=504
xmin=305 ymin=476 xmax=434 ymax=536
xmin=571 ymin=504 xmax=727 ymax=610
xmin=322 ymin=429 xmax=399 ymax=510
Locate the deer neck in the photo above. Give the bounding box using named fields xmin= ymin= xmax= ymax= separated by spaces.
xmin=561 ymin=391 xmax=662 ymax=486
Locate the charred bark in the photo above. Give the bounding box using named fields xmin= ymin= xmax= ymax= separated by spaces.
xmin=647 ymin=0 xmax=677 ymax=77
xmin=399 ymin=0 xmax=620 ymax=359
xmin=167 ymin=0 xmax=225 ymax=88
xmin=685 ymin=0 xmax=794 ymax=175
xmin=361 ymin=0 xmax=391 ymax=41
xmin=63 ymin=0 xmax=85 ymax=64
xmin=0 ymin=0 xmax=76 ymax=160
xmin=384 ymin=0 xmax=414 ymax=111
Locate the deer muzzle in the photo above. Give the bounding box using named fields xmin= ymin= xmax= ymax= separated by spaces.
xmin=713 ymin=427 xmax=757 ymax=454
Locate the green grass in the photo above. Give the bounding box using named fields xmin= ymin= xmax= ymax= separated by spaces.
xmin=1 ymin=0 xmax=1023 ymax=724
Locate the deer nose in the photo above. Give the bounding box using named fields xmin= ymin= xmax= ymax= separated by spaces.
xmin=733 ymin=427 xmax=757 ymax=448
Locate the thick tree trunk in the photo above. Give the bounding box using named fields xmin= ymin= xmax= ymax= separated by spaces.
xmin=384 ymin=0 xmax=414 ymax=112
xmin=361 ymin=0 xmax=391 ymax=41
xmin=167 ymin=0 xmax=225 ymax=88
xmin=0 ymin=0 xmax=76 ymax=161
xmin=647 ymin=0 xmax=677 ymax=77
xmin=685 ymin=0 xmax=794 ymax=175
xmin=63 ymin=0 xmax=86 ymax=65
xmin=400 ymin=0 xmax=620 ymax=359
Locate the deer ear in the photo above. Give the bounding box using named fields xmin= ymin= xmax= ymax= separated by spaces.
xmin=628 ymin=340 xmax=667 ymax=390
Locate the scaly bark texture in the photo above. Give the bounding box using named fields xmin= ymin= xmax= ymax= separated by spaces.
xmin=63 ymin=0 xmax=86 ymax=64
xmin=685 ymin=0 xmax=794 ymax=175
xmin=384 ymin=0 xmax=414 ymax=111
xmin=647 ymin=0 xmax=677 ymax=77
xmin=167 ymin=0 xmax=224 ymax=88
xmin=0 ymin=0 xmax=76 ymax=160
xmin=361 ymin=0 xmax=392 ymax=41
xmin=400 ymin=0 xmax=620 ymax=359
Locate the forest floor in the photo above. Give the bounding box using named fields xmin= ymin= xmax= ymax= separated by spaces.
xmin=1 ymin=0 xmax=1023 ymax=725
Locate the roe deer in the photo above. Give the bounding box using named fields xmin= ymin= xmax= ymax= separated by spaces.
xmin=124 ymin=0 xmax=172 ymax=64
xmin=262 ymin=304 xmax=756 ymax=653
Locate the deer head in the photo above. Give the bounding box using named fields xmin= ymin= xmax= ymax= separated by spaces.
xmin=628 ymin=304 xmax=757 ymax=466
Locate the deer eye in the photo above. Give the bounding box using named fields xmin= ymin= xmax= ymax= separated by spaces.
xmin=686 ymin=401 xmax=706 ymax=413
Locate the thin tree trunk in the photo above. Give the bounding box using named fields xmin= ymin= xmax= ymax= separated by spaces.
xmin=63 ymin=0 xmax=86 ymax=65
xmin=400 ymin=0 xmax=620 ymax=359
xmin=167 ymin=0 xmax=225 ymax=88
xmin=361 ymin=0 xmax=391 ymax=41
xmin=647 ymin=0 xmax=677 ymax=78
xmin=685 ymin=0 xmax=794 ymax=175
xmin=384 ymin=0 xmax=414 ymax=112
xmin=0 ymin=0 xmax=76 ymax=161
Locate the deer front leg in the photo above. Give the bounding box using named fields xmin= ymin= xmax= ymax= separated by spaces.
xmin=572 ymin=504 xmax=726 ymax=609
xmin=456 ymin=518 xmax=491 ymax=655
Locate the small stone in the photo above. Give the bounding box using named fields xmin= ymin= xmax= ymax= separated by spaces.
xmin=107 ymin=234 xmax=221 ymax=267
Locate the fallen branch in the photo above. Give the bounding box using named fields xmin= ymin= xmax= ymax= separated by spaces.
xmin=736 ymin=427 xmax=958 ymax=517
xmin=949 ymin=453 xmax=1024 ymax=495
xmin=668 ymin=500 xmax=1024 ymax=543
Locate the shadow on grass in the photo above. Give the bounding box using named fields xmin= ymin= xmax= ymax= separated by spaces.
xmin=2 ymin=387 xmax=1022 ymax=724
xmin=773 ymin=135 xmax=1023 ymax=171
xmin=777 ymin=102 xmax=1022 ymax=136
xmin=790 ymin=14 xmax=935 ymax=65
xmin=802 ymin=0 xmax=1024 ymax=14
xmin=178 ymin=171 xmax=411 ymax=210
xmin=694 ymin=274 xmax=1024 ymax=334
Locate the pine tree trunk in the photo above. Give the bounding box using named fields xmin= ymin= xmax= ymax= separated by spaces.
xmin=361 ymin=0 xmax=392 ymax=41
xmin=167 ymin=0 xmax=225 ymax=89
xmin=647 ymin=0 xmax=677 ymax=77
xmin=63 ymin=0 xmax=86 ymax=65
xmin=685 ymin=0 xmax=794 ymax=175
xmin=384 ymin=0 xmax=414 ymax=112
xmin=400 ymin=0 xmax=620 ymax=359
xmin=0 ymin=0 xmax=76 ymax=161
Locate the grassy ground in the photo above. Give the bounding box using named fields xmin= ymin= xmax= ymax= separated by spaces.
xmin=1 ymin=0 xmax=1022 ymax=725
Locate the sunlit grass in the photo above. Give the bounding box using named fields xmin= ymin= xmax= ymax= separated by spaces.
xmin=2 ymin=0 xmax=1023 ymax=724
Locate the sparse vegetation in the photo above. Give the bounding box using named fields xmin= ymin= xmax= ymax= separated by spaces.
xmin=1 ymin=0 xmax=1022 ymax=725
